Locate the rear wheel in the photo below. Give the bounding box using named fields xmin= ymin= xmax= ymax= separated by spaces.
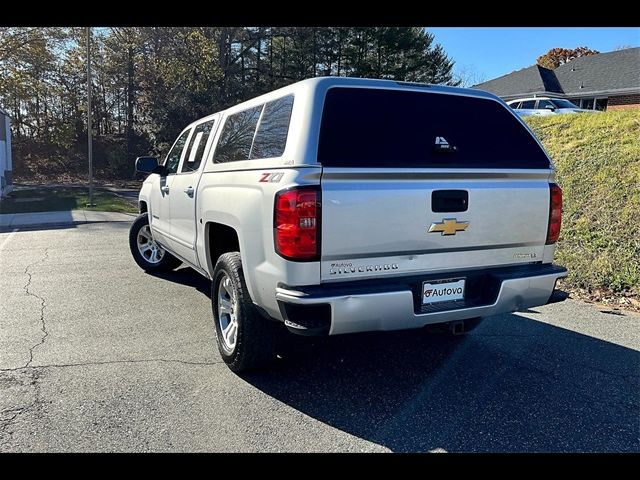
xmin=212 ymin=252 xmax=279 ymax=372
xmin=129 ymin=213 xmax=182 ymax=272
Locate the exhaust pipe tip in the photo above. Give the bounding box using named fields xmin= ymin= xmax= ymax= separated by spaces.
xmin=449 ymin=321 xmax=465 ymax=335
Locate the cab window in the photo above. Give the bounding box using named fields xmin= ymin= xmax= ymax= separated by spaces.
xmin=164 ymin=129 xmax=191 ymax=174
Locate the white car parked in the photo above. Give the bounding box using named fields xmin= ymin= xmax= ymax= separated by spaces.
xmin=507 ymin=97 xmax=595 ymax=117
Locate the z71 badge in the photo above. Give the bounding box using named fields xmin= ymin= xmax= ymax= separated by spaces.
xmin=259 ymin=172 xmax=284 ymax=183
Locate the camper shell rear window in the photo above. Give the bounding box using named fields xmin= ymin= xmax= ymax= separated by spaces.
xmin=317 ymin=87 xmax=550 ymax=169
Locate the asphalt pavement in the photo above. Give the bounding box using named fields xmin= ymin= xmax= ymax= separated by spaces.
xmin=0 ymin=210 xmax=135 ymax=231
xmin=0 ymin=222 xmax=638 ymax=452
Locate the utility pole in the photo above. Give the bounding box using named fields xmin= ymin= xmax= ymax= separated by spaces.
xmin=86 ymin=26 xmax=95 ymax=207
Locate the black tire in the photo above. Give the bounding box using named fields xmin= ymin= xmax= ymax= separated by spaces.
xmin=129 ymin=213 xmax=182 ymax=272
xmin=211 ymin=252 xmax=279 ymax=373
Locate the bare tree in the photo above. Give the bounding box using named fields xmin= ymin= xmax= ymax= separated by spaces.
xmin=455 ymin=65 xmax=487 ymax=87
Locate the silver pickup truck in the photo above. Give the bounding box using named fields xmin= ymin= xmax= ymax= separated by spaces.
xmin=129 ymin=77 xmax=567 ymax=372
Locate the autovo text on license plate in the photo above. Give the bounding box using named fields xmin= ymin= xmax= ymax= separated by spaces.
xmin=422 ymin=279 xmax=465 ymax=304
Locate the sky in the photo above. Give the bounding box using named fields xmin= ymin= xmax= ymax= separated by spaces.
xmin=427 ymin=27 xmax=640 ymax=85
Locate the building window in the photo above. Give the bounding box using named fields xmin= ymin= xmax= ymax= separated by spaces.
xmin=595 ymin=98 xmax=608 ymax=111
xmin=571 ymin=97 xmax=608 ymax=111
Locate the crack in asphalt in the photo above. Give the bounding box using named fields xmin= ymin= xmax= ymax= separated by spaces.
xmin=0 ymin=410 xmax=27 ymax=449
xmin=0 ymin=370 xmax=41 ymax=449
xmin=2 ymin=247 xmax=224 ymax=449
xmin=23 ymin=249 xmax=50 ymax=368
xmin=0 ymin=355 xmax=220 ymax=449
xmin=0 ymin=358 xmax=222 ymax=373
xmin=1 ymin=250 xmax=50 ymax=449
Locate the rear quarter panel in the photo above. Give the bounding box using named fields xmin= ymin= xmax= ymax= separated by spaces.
xmin=197 ymin=167 xmax=322 ymax=320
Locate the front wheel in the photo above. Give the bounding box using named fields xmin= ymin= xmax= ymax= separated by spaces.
xmin=211 ymin=252 xmax=279 ymax=372
xmin=129 ymin=213 xmax=182 ymax=272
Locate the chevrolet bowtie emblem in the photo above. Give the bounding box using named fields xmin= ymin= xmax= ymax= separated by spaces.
xmin=428 ymin=218 xmax=469 ymax=236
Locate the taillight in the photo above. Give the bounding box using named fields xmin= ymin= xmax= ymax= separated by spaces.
xmin=546 ymin=184 xmax=562 ymax=244
xmin=274 ymin=186 xmax=320 ymax=261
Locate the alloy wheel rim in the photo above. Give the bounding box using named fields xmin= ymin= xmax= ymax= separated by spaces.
xmin=217 ymin=274 xmax=239 ymax=351
xmin=137 ymin=225 xmax=165 ymax=264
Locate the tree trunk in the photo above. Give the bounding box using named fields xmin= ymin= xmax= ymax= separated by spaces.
xmin=240 ymin=40 xmax=245 ymax=97
xmin=101 ymin=72 xmax=108 ymax=135
xmin=256 ymin=31 xmax=261 ymax=89
xmin=218 ymin=27 xmax=229 ymax=104
xmin=312 ymin=27 xmax=317 ymax=77
xmin=126 ymin=45 xmax=134 ymax=158
xmin=269 ymin=29 xmax=274 ymax=88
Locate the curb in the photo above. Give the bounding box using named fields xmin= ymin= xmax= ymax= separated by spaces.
xmin=0 ymin=217 xmax=135 ymax=233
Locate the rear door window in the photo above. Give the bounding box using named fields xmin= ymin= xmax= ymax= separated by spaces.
xmin=212 ymin=96 xmax=294 ymax=163
xmin=180 ymin=119 xmax=215 ymax=173
xmin=318 ymin=88 xmax=550 ymax=169
xmin=520 ymin=100 xmax=536 ymax=109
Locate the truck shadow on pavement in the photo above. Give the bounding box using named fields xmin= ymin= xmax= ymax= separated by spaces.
xmin=244 ymin=316 xmax=639 ymax=453
xmin=151 ymin=267 xmax=639 ymax=452
xmin=147 ymin=266 xmax=212 ymax=298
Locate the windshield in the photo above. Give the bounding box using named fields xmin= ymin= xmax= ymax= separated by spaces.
xmin=552 ymin=99 xmax=579 ymax=109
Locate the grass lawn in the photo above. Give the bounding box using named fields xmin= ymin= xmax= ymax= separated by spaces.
xmin=526 ymin=109 xmax=639 ymax=298
xmin=0 ymin=187 xmax=138 ymax=215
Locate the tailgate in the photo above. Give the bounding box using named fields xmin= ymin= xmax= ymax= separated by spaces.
xmin=316 ymin=86 xmax=554 ymax=283
xmin=320 ymin=169 xmax=551 ymax=282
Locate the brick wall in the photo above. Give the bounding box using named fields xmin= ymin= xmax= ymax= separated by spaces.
xmin=607 ymin=94 xmax=640 ymax=110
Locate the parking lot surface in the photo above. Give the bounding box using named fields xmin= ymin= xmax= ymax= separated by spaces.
xmin=1 ymin=222 xmax=638 ymax=452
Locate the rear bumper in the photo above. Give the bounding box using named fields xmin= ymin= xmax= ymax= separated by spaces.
xmin=275 ymin=264 xmax=567 ymax=335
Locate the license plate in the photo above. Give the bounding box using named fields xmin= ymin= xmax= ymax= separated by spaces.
xmin=422 ymin=278 xmax=465 ymax=305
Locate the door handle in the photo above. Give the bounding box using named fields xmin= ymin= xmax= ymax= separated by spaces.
xmin=184 ymin=186 xmax=194 ymax=197
xmin=160 ymin=185 xmax=170 ymax=194
xmin=432 ymin=190 xmax=468 ymax=212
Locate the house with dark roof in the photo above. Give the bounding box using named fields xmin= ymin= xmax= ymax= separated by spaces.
xmin=474 ymin=47 xmax=640 ymax=111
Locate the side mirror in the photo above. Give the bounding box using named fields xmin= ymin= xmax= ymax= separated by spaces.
xmin=544 ymin=105 xmax=556 ymax=111
xmin=135 ymin=156 xmax=160 ymax=174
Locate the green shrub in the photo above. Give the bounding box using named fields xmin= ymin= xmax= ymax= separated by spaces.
xmin=526 ymin=110 xmax=640 ymax=295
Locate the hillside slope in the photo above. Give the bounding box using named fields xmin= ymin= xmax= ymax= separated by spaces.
xmin=526 ymin=110 xmax=639 ymax=297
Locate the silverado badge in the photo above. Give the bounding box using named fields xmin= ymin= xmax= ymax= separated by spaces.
xmin=428 ymin=218 xmax=469 ymax=236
